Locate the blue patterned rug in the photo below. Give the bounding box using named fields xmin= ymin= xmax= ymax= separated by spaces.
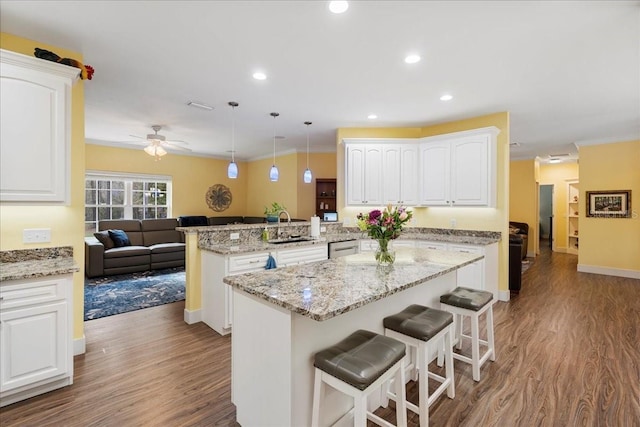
xmin=84 ymin=267 xmax=185 ymax=321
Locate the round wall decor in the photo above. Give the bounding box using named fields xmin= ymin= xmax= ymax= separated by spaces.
xmin=206 ymin=184 xmax=232 ymax=212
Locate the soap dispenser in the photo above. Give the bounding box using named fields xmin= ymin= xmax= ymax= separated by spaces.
xmin=262 ymin=227 xmax=269 ymax=242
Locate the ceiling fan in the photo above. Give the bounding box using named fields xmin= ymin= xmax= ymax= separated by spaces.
xmin=129 ymin=125 xmax=191 ymax=159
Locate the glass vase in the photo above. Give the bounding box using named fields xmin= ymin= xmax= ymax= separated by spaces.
xmin=375 ymin=239 xmax=395 ymax=266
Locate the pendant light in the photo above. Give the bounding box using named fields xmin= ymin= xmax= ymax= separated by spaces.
xmin=303 ymin=121 xmax=313 ymax=183
xmin=227 ymin=102 xmax=239 ymax=179
xmin=269 ymin=112 xmax=280 ymax=182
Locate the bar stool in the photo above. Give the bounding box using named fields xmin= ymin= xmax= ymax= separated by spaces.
xmin=439 ymin=287 xmax=495 ymax=382
xmin=312 ymin=329 xmax=408 ymax=427
xmin=383 ymin=305 xmax=455 ymax=427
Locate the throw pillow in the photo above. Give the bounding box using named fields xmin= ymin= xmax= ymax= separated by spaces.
xmin=93 ymin=231 xmax=115 ymax=250
xmin=108 ymin=229 xmax=131 ymax=247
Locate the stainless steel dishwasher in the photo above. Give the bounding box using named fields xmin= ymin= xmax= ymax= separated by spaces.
xmin=328 ymin=239 xmax=359 ymax=258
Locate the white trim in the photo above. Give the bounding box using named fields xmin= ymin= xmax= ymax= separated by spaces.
xmin=1 ymin=49 xmax=80 ymax=80
xmin=577 ymin=264 xmax=640 ymax=279
xmin=184 ymin=308 xmax=202 ymax=324
xmin=73 ymin=335 xmax=86 ymax=355
xmin=86 ymin=170 xmax=172 ymax=181
xmin=498 ymin=290 xmax=510 ymax=302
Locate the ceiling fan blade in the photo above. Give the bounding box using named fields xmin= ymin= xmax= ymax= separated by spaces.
xmin=129 ymin=134 xmax=145 ymax=140
xmin=163 ymin=141 xmax=192 ymax=152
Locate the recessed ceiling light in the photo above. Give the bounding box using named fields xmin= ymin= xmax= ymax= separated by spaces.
xmin=367 ymin=114 xmax=377 ymax=120
xmin=440 ymin=94 xmax=453 ymax=101
xmin=187 ymin=101 xmax=214 ymax=111
xmin=253 ymin=72 xmax=267 ymax=80
xmin=404 ymin=54 xmax=421 ymax=64
xmin=329 ymin=1 xmax=349 ymax=14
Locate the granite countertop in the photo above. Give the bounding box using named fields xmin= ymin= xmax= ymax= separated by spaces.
xmin=0 ymin=246 xmax=79 ymax=281
xmin=199 ymin=233 xmax=358 ymax=255
xmin=223 ymin=248 xmax=482 ymax=321
xmin=396 ymin=233 xmax=500 ymax=246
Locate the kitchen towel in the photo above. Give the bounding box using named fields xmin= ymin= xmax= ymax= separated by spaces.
xmin=265 ymin=254 xmax=277 ymax=270
xmin=311 ymin=216 xmax=321 ymax=239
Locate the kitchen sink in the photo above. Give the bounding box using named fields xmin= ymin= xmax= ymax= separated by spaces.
xmin=267 ymin=237 xmax=315 ymax=244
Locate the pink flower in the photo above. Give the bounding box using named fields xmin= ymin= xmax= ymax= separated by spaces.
xmin=399 ymin=211 xmax=408 ymax=221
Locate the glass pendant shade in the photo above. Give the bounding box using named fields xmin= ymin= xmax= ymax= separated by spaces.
xmin=144 ymin=144 xmax=167 ymax=157
xmin=227 ymin=161 xmax=238 ymax=179
xmin=303 ymin=168 xmax=312 ymax=183
xmin=270 ymin=165 xmax=279 ymax=181
xmin=227 ymin=101 xmax=239 ymax=179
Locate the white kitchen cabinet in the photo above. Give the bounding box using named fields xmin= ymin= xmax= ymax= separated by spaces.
xmin=345 ymin=144 xmax=384 ymax=206
xmin=0 ymin=49 xmax=79 ymax=204
xmin=0 ymin=275 xmax=73 ymax=407
xmin=276 ymin=245 xmax=327 ymax=267
xmin=419 ymin=127 xmax=499 ymax=207
xmin=447 ymin=244 xmax=485 ymax=290
xmin=201 ymin=244 xmax=328 ymax=335
xmin=383 ymin=144 xmax=419 ymax=205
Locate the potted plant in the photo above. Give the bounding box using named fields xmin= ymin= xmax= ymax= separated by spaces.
xmin=264 ymin=202 xmax=286 ymax=222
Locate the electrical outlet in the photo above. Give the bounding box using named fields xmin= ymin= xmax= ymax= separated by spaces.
xmin=23 ymin=228 xmax=51 ymax=243
xmin=450 ymin=219 xmax=457 ymax=228
xmin=320 ymin=226 xmax=326 ymax=233
xmin=230 ymin=232 xmax=240 ymax=240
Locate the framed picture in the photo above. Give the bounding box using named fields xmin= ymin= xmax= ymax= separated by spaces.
xmin=586 ymin=190 xmax=632 ymax=218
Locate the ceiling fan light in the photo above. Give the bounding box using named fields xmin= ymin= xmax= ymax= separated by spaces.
xmin=303 ymin=168 xmax=312 ymax=183
xmin=227 ymin=161 xmax=238 ymax=179
xmin=270 ymin=165 xmax=279 ymax=182
xmin=156 ymin=146 xmax=167 ymax=156
xmin=144 ymin=145 xmax=155 ymax=156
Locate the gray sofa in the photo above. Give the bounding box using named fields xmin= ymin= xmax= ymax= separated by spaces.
xmin=177 ymin=215 xmax=306 ymax=227
xmin=85 ymin=218 xmax=185 ymax=278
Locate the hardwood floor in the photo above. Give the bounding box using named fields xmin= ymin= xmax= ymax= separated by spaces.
xmin=1 ymin=247 xmax=638 ymax=426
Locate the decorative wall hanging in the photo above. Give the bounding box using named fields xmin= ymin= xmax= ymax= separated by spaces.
xmin=586 ymin=190 xmax=631 ymax=218
xmin=206 ymin=184 xmax=233 ymax=212
xmin=34 ymin=48 xmax=95 ymax=80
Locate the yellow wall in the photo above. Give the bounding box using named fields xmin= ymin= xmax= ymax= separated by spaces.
xmin=578 ymin=140 xmax=640 ymax=273
xmin=510 ymin=159 xmax=538 ymax=256
xmin=85 ymin=144 xmax=248 ymax=217
xmin=296 ymin=152 xmax=337 ymax=219
xmin=246 ymin=152 xmax=300 ymax=217
xmin=0 ymin=33 xmax=87 ymax=342
xmin=539 ymin=162 xmax=579 ymax=252
xmin=336 ymin=112 xmax=510 ymax=293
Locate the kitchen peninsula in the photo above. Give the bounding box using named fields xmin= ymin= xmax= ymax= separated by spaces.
xmin=224 ymin=247 xmax=483 ymax=426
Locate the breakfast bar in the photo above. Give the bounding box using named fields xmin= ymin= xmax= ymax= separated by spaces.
xmin=223 ymin=247 xmax=483 ymax=426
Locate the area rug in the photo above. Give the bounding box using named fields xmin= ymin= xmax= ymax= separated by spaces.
xmin=522 ymin=258 xmax=533 ymax=274
xmin=84 ymin=267 xmax=185 ymax=321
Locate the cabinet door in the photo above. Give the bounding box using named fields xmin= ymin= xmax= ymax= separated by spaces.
xmin=0 ymin=50 xmax=77 ymax=204
xmin=400 ymin=145 xmax=419 ymax=205
xmin=363 ymin=146 xmax=383 ymax=205
xmin=346 ymin=145 xmax=366 ymax=205
xmin=382 ymin=145 xmax=402 ymax=205
xmin=419 ymin=142 xmax=450 ymax=206
xmin=451 ymin=136 xmax=489 ymax=206
xmin=448 ymin=245 xmax=484 ymax=290
xmin=0 ymin=302 xmax=69 ymax=392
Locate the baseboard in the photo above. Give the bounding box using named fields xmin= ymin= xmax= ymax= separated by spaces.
xmin=498 ymin=290 xmax=510 ymax=302
xmin=184 ymin=308 xmax=202 ymax=324
xmin=74 ymin=335 xmax=86 ymax=355
xmin=577 ymin=264 xmax=640 ymax=279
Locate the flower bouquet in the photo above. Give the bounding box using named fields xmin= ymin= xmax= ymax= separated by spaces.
xmin=356 ymin=205 xmax=413 ymax=265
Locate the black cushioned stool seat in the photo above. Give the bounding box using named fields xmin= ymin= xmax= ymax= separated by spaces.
xmin=383 ymin=305 xmax=455 ymax=427
xmin=440 ymin=287 xmax=493 ymax=311
xmin=311 ymin=330 xmax=408 ymax=426
xmin=439 ymin=287 xmax=496 ymax=382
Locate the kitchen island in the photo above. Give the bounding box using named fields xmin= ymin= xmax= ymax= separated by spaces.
xmin=223 ymin=247 xmax=483 ymax=427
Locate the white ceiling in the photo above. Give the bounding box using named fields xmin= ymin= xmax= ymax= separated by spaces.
xmin=1 ymin=1 xmax=639 ymax=163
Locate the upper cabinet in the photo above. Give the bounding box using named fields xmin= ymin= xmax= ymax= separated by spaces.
xmin=419 ymin=127 xmax=499 ymax=207
xmin=0 ymin=49 xmax=79 ymax=204
xmin=346 ymin=144 xmax=383 ymax=205
xmin=344 ymin=127 xmax=499 ymax=208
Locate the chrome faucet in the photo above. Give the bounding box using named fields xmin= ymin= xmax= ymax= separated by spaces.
xmin=277 ymin=210 xmax=291 ymax=238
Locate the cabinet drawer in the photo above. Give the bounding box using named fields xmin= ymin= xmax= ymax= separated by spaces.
xmin=448 ymin=245 xmax=483 ymax=255
xmin=228 ymin=252 xmax=271 ymax=274
xmin=0 ymin=277 xmax=70 ymax=310
xmin=277 ymin=246 xmax=327 ymax=266
xmin=416 ymin=241 xmax=447 ymax=251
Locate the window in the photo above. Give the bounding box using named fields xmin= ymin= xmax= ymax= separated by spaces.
xmin=85 ymin=172 xmax=172 ymax=236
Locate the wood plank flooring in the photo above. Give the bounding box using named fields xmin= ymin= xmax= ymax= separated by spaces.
xmin=1 ymin=247 xmax=638 ymax=426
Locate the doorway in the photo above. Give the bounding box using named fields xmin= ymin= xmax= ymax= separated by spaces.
xmin=539 ymin=185 xmax=553 ymax=250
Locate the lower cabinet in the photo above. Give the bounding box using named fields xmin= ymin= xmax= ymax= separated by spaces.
xmin=201 ymin=245 xmax=328 ymax=335
xmin=360 ymin=239 xmax=499 ymax=298
xmin=0 ymin=275 xmax=73 ymax=407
